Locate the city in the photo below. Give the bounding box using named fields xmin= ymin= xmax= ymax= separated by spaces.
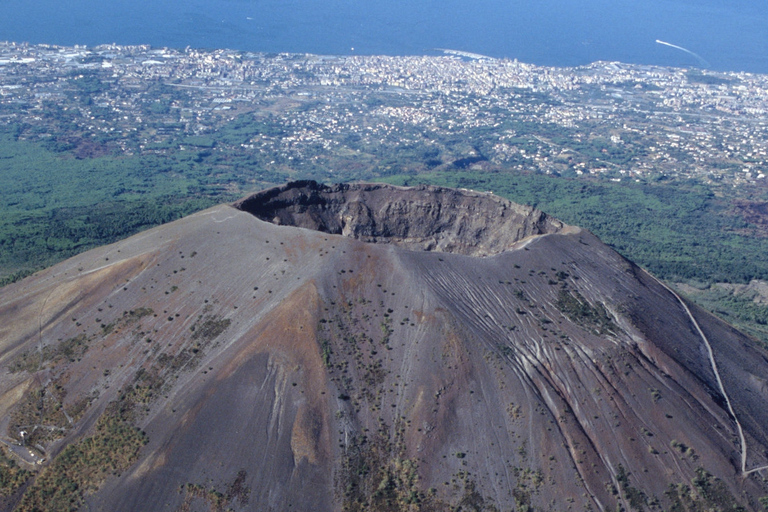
xmin=1 ymin=41 xmax=767 ymax=191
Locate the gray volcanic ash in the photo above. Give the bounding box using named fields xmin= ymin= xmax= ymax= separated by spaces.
xmin=0 ymin=181 xmax=766 ymax=511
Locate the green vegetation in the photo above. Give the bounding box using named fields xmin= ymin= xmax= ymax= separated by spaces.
xmin=8 ymin=384 xmax=72 ymax=447
xmin=385 ymin=170 xmax=768 ymax=344
xmin=556 ymin=289 xmax=617 ymax=336
xmin=123 ymin=366 xmax=167 ymax=410
xmin=9 ymin=334 xmax=89 ymax=373
xmin=0 ymin=446 xmax=31 ymax=497
xmin=177 ymin=469 xmax=251 ymax=512
xmin=339 ymin=432 xmax=449 ymax=512
xmin=0 ymin=127 xmax=238 ymax=282
xmin=190 ymin=315 xmax=231 ymax=343
xmin=611 ymin=463 xmax=745 ymax=511
xmin=455 ymin=479 xmax=497 ymax=512
xmin=385 ymin=170 xmax=768 ymax=284
xmin=676 ymin=284 xmax=768 ymax=346
xmin=16 ymin=401 xmax=148 ymax=512
xmin=511 ymin=467 xmax=544 ymax=512
xmin=320 ymin=337 xmax=333 ymax=367
xmin=616 ymin=464 xmax=649 ymax=511
xmin=178 ymin=483 xmax=227 ymax=512
xmin=665 ymin=468 xmax=746 ymax=512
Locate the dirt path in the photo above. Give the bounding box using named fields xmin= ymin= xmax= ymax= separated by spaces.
xmin=650 ymin=272 xmax=768 ymax=476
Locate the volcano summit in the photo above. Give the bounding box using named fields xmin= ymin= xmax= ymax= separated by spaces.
xmin=0 ymin=181 xmax=767 ymax=511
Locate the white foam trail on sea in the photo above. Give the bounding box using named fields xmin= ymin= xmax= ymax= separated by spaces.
xmin=436 ymin=48 xmax=493 ymax=60
xmin=656 ymin=39 xmax=710 ymax=68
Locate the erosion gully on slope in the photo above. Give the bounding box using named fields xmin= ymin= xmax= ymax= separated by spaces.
xmin=651 ymin=271 xmax=768 ymax=477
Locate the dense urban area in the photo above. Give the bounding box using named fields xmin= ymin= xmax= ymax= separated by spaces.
xmin=2 ymin=41 xmax=768 ymax=344
xmin=1 ymin=41 xmax=768 ymax=189
xmin=5 ymin=32 xmax=768 ymax=512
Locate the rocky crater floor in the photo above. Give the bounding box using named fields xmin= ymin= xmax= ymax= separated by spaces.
xmin=0 ymin=181 xmax=766 ymax=512
xmin=234 ymin=181 xmax=570 ymax=256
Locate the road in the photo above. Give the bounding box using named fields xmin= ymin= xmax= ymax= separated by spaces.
xmin=0 ymin=438 xmax=45 ymax=465
xmin=649 ymin=271 xmax=768 ymax=476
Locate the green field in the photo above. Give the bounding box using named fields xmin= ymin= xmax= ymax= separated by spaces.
xmin=2 ymin=126 xmax=768 ymax=345
xmin=385 ymin=170 xmax=768 ymax=283
xmin=384 ymin=170 xmax=768 ymax=345
xmin=0 ymin=129 xmax=244 ymax=284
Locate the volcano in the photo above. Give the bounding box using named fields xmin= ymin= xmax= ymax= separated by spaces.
xmin=0 ymin=181 xmax=766 ymax=511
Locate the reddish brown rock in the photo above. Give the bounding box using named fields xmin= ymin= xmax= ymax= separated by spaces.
xmin=0 ymin=181 xmax=766 ymax=511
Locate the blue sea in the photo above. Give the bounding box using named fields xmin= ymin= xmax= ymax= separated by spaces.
xmin=0 ymin=0 xmax=766 ymax=74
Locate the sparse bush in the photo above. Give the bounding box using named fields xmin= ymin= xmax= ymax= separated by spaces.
xmin=556 ymin=289 xmax=617 ymax=336
xmin=190 ymin=314 xmax=231 ymax=342
xmin=15 ymin=403 xmax=147 ymax=512
xmin=0 ymin=446 xmax=31 ymax=497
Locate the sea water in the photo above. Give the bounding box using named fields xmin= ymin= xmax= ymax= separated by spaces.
xmin=0 ymin=0 xmax=766 ymax=73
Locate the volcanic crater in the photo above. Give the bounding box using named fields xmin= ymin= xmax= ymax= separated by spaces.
xmin=0 ymin=181 xmax=767 ymax=512
xmin=234 ymin=180 xmax=571 ymax=256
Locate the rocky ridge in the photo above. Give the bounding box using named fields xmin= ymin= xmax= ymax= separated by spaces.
xmin=0 ymin=182 xmax=766 ymax=511
xmin=234 ymin=181 xmax=570 ymax=256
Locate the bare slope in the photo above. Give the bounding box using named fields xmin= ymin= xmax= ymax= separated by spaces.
xmin=0 ymin=182 xmax=766 ymax=511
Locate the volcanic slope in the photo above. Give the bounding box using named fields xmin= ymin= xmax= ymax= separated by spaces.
xmin=0 ymin=181 xmax=767 ymax=512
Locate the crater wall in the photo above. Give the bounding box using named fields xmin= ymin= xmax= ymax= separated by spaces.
xmin=233 ymin=181 xmax=569 ymax=256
